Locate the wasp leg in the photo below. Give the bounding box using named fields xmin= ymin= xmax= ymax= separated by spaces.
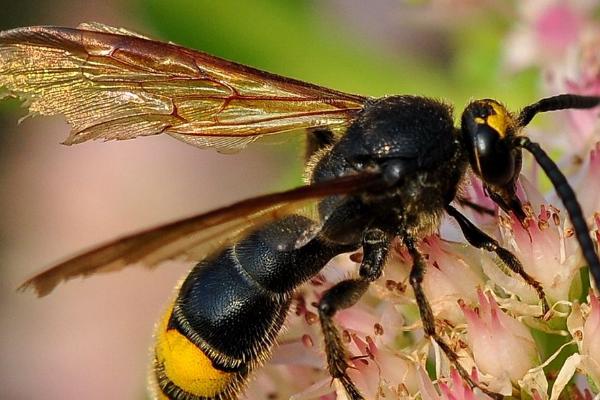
xmin=456 ymin=197 xmax=495 ymax=216
xmin=318 ymin=228 xmax=391 ymax=400
xmin=404 ymin=236 xmax=504 ymax=400
xmin=446 ymin=204 xmax=549 ymax=315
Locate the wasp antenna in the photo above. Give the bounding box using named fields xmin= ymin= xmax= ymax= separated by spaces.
xmin=518 ymin=94 xmax=600 ymax=127
xmin=513 ymin=136 xmax=600 ymax=289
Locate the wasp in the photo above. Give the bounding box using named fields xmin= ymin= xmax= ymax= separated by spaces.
xmin=1 ymin=23 xmax=599 ymax=400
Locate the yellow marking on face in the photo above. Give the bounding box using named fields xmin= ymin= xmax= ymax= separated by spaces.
xmin=154 ymin=305 xmax=233 ymax=398
xmin=484 ymin=100 xmax=509 ymax=138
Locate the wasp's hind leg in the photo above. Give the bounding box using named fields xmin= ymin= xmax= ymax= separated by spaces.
xmin=403 ymin=236 xmax=504 ymax=400
xmin=318 ymin=228 xmax=391 ymax=400
xmin=446 ymin=204 xmax=549 ymax=315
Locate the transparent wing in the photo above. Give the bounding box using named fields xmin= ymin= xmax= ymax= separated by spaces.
xmin=0 ymin=23 xmax=367 ymax=152
xmin=20 ymin=171 xmax=382 ymax=296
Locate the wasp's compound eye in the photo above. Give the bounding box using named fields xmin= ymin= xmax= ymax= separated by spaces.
xmin=470 ymin=124 xmax=516 ymax=185
xmin=461 ymin=100 xmax=518 ymax=186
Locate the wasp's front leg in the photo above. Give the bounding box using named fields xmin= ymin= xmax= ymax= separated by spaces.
xmin=317 ymin=228 xmax=391 ymax=400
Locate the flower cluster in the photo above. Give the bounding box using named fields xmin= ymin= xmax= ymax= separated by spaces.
xmin=242 ymin=1 xmax=600 ymax=399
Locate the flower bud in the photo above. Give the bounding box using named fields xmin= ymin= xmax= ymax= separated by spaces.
xmin=460 ymin=290 xmax=539 ymax=383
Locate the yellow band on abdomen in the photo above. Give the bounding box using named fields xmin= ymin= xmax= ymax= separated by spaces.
xmin=154 ymin=306 xmax=234 ymax=399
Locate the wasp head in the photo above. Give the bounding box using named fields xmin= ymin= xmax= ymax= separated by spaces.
xmin=461 ymin=99 xmax=527 ymax=223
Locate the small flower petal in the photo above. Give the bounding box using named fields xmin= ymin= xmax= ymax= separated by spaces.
xmin=582 ymin=291 xmax=600 ymax=385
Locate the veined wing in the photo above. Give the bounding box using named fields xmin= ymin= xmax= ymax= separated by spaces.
xmin=0 ymin=22 xmax=368 ymax=152
xmin=20 ymin=170 xmax=382 ymax=296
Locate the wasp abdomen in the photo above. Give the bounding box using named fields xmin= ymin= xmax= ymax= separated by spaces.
xmin=153 ymin=215 xmax=351 ymax=400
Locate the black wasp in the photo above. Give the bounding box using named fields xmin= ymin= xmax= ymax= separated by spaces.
xmin=1 ymin=23 xmax=599 ymax=400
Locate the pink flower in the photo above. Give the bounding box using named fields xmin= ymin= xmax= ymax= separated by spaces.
xmin=460 ymin=290 xmax=539 ymax=384
xmin=485 ymin=198 xmax=584 ymax=304
xmin=502 ymin=1 xmax=600 ymax=152
xmin=503 ymin=1 xmax=589 ymax=72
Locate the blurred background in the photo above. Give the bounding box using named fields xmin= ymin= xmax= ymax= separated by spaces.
xmin=0 ymin=0 xmax=554 ymax=399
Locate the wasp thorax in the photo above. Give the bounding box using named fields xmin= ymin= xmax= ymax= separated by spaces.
xmin=461 ymin=99 xmax=520 ymax=187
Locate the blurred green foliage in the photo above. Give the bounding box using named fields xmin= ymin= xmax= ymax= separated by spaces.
xmin=137 ymin=0 xmax=537 ymax=104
